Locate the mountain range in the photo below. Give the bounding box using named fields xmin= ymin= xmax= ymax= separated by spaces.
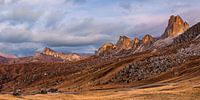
xmin=0 ymin=47 xmax=89 ymax=64
xmin=96 ymin=15 xmax=190 ymax=57
xmin=0 ymin=15 xmax=191 ymax=63
xmin=0 ymin=15 xmax=200 ymax=98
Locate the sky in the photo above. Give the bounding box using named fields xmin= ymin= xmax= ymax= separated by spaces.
xmin=0 ymin=0 xmax=200 ymax=56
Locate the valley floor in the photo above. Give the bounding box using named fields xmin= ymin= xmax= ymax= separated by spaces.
xmin=1 ymin=76 xmax=200 ymax=100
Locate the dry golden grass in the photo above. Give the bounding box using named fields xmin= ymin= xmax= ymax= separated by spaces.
xmin=1 ymin=77 xmax=200 ymax=100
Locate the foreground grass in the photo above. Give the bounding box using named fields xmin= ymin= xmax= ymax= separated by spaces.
xmin=1 ymin=80 xmax=200 ymax=100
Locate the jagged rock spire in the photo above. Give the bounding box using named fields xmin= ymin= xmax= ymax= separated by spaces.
xmin=96 ymin=43 xmax=116 ymax=56
xmin=116 ymin=36 xmax=133 ymax=50
xmin=142 ymin=34 xmax=155 ymax=45
xmin=161 ymin=15 xmax=189 ymax=38
xmin=96 ymin=15 xmax=192 ymax=57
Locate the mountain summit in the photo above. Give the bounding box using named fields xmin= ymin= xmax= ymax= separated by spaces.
xmin=142 ymin=34 xmax=155 ymax=45
xmin=42 ymin=47 xmax=83 ymax=61
xmin=116 ymin=36 xmax=133 ymax=50
xmin=96 ymin=15 xmax=190 ymax=57
xmin=96 ymin=43 xmax=116 ymax=56
xmin=161 ymin=15 xmax=189 ymax=38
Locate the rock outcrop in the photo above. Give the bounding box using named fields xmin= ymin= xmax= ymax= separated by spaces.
xmin=96 ymin=43 xmax=116 ymax=56
xmin=132 ymin=37 xmax=141 ymax=49
xmin=42 ymin=47 xmax=82 ymax=61
xmin=151 ymin=15 xmax=189 ymax=48
xmin=142 ymin=34 xmax=155 ymax=45
xmin=133 ymin=34 xmax=155 ymax=53
xmin=96 ymin=36 xmax=135 ymax=56
xmin=116 ymin=36 xmax=133 ymax=50
xmin=96 ymin=35 xmax=156 ymax=56
xmin=161 ymin=15 xmax=189 ymax=38
xmin=174 ymin=22 xmax=200 ymax=44
xmin=96 ymin=15 xmax=191 ymax=57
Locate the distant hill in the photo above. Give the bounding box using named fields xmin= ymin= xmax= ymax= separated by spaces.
xmin=0 ymin=52 xmax=17 ymax=59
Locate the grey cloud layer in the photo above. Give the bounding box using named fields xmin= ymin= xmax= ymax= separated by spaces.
xmin=0 ymin=0 xmax=200 ymax=56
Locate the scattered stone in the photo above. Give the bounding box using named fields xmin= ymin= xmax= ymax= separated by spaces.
xmin=48 ymin=88 xmax=58 ymax=93
xmin=12 ymin=89 xmax=22 ymax=96
xmin=39 ymin=89 xmax=48 ymax=94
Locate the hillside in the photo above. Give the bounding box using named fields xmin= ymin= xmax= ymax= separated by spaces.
xmin=0 ymin=15 xmax=200 ymax=100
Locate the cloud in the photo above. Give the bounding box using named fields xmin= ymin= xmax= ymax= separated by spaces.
xmin=0 ymin=17 xmax=113 ymax=47
xmin=69 ymin=0 xmax=88 ymax=5
xmin=0 ymin=0 xmax=200 ymax=56
xmin=0 ymin=7 xmax=42 ymax=24
xmin=179 ymin=9 xmax=200 ymax=26
xmin=0 ymin=42 xmax=44 ymax=56
xmin=0 ymin=0 xmax=16 ymax=5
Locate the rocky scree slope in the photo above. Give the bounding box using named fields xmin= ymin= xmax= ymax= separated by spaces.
xmin=54 ymin=22 xmax=200 ymax=91
xmin=104 ymin=22 xmax=200 ymax=84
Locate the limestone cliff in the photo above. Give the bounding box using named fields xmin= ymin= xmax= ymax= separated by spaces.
xmin=161 ymin=15 xmax=189 ymax=38
xmin=42 ymin=47 xmax=82 ymax=61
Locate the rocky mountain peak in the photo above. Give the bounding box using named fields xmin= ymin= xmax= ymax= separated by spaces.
xmin=133 ymin=37 xmax=140 ymax=45
xmin=96 ymin=43 xmax=116 ymax=56
xmin=142 ymin=34 xmax=155 ymax=45
xmin=132 ymin=37 xmax=141 ymax=49
xmin=174 ymin=22 xmax=200 ymax=44
xmin=95 ymin=15 xmax=194 ymax=57
xmin=116 ymin=36 xmax=133 ymax=50
xmin=43 ymin=47 xmax=55 ymax=54
xmin=162 ymin=15 xmax=189 ymax=38
xmin=42 ymin=47 xmax=82 ymax=61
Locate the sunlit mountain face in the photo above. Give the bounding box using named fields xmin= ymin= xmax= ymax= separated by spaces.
xmin=0 ymin=0 xmax=200 ymax=56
